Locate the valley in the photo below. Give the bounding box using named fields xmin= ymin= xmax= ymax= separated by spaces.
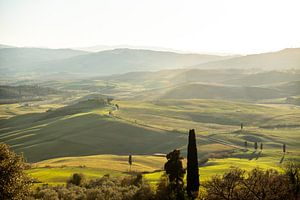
xmin=0 ymin=47 xmax=299 ymax=188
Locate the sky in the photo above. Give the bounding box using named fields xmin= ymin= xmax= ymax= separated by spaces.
xmin=0 ymin=0 xmax=300 ymax=54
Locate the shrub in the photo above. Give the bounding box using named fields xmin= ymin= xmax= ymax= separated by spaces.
xmin=0 ymin=143 xmax=31 ymax=200
xmin=67 ymin=173 xmax=86 ymax=186
xmin=202 ymin=166 xmax=298 ymax=200
xmin=155 ymin=174 xmax=177 ymax=200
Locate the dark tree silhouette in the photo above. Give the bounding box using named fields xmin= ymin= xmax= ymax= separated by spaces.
xmin=241 ymin=123 xmax=243 ymax=130
xmin=187 ymin=129 xmax=200 ymax=198
xmin=0 ymin=143 xmax=31 ymax=200
xmin=67 ymin=173 xmax=85 ymax=186
xmin=283 ymin=143 xmax=286 ymax=153
xmin=254 ymin=142 xmax=258 ymax=151
xmin=244 ymin=141 xmax=248 ymax=149
xmin=260 ymin=143 xmax=263 ymax=151
xmin=285 ymin=162 xmax=300 ymax=199
xmin=164 ymin=149 xmax=185 ymax=199
xmin=128 ymin=154 xmax=132 ymax=171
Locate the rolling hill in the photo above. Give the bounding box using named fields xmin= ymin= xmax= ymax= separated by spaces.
xmin=193 ymin=48 xmax=300 ymax=70
xmin=222 ymin=71 xmax=300 ymax=86
xmin=132 ymin=82 xmax=294 ymax=101
xmin=1 ymin=46 xmax=299 ymax=77
xmin=272 ymin=80 xmax=300 ymax=96
xmin=0 ymin=99 xmax=186 ymax=162
xmin=95 ymin=69 xmax=300 ymax=90
xmin=0 ymin=47 xmax=234 ymax=76
xmin=158 ymin=83 xmax=285 ymax=100
xmin=31 ymin=48 xmax=231 ymax=75
xmin=0 ymin=47 xmax=88 ymax=73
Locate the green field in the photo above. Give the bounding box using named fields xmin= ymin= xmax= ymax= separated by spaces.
xmin=26 ymin=154 xmax=167 ymax=186
xmin=143 ymin=156 xmax=285 ymax=187
xmin=27 ymin=167 xmax=123 ymax=186
xmin=26 ymin=151 xmax=289 ymax=186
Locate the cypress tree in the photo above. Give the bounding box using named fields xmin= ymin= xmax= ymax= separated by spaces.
xmin=128 ymin=155 xmax=132 ymax=171
xmin=254 ymin=142 xmax=258 ymax=151
xmin=283 ymin=144 xmax=286 ymax=153
xmin=244 ymin=141 xmax=248 ymax=149
xmin=187 ymin=129 xmax=200 ymax=198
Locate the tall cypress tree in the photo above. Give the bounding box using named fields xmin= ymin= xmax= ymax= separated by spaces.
xmin=128 ymin=154 xmax=132 ymax=171
xmin=187 ymin=129 xmax=200 ymax=198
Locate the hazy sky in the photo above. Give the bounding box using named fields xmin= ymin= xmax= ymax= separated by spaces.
xmin=0 ymin=0 xmax=299 ymax=54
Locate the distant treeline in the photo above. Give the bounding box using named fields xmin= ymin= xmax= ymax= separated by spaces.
xmin=0 ymin=85 xmax=61 ymax=103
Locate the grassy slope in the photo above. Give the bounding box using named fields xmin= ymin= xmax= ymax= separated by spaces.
xmin=1 ymin=98 xmax=299 ymax=186
xmin=27 ymin=150 xmax=287 ymax=186
xmin=27 ymin=167 xmax=123 ymax=186
xmin=34 ymin=154 xmax=167 ymax=172
xmin=115 ymin=99 xmax=300 ymax=130
xmin=158 ymin=83 xmax=285 ymax=100
xmin=0 ymin=100 xmax=186 ymax=162
xmin=114 ymin=99 xmax=300 ymax=162
xmin=27 ymin=154 xmax=167 ymax=186
xmin=144 ymin=156 xmax=285 ymax=186
xmin=2 ymin=98 xmax=299 ymax=162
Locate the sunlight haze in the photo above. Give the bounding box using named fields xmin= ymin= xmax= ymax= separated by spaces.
xmin=0 ymin=0 xmax=300 ymax=54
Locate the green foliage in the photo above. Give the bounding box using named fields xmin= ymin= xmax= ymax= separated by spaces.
xmin=0 ymin=143 xmax=31 ymax=200
xmin=155 ymin=174 xmax=177 ymax=200
xmin=202 ymin=166 xmax=300 ymax=200
xmin=30 ymin=174 xmax=154 ymax=200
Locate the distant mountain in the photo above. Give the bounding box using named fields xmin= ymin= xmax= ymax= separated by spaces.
xmin=1 ymin=46 xmax=299 ymax=77
xmin=0 ymin=47 xmax=88 ymax=73
xmin=193 ymin=48 xmax=300 ymax=70
xmin=28 ymin=48 xmax=232 ymax=75
xmin=74 ymin=44 xmax=189 ymax=53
